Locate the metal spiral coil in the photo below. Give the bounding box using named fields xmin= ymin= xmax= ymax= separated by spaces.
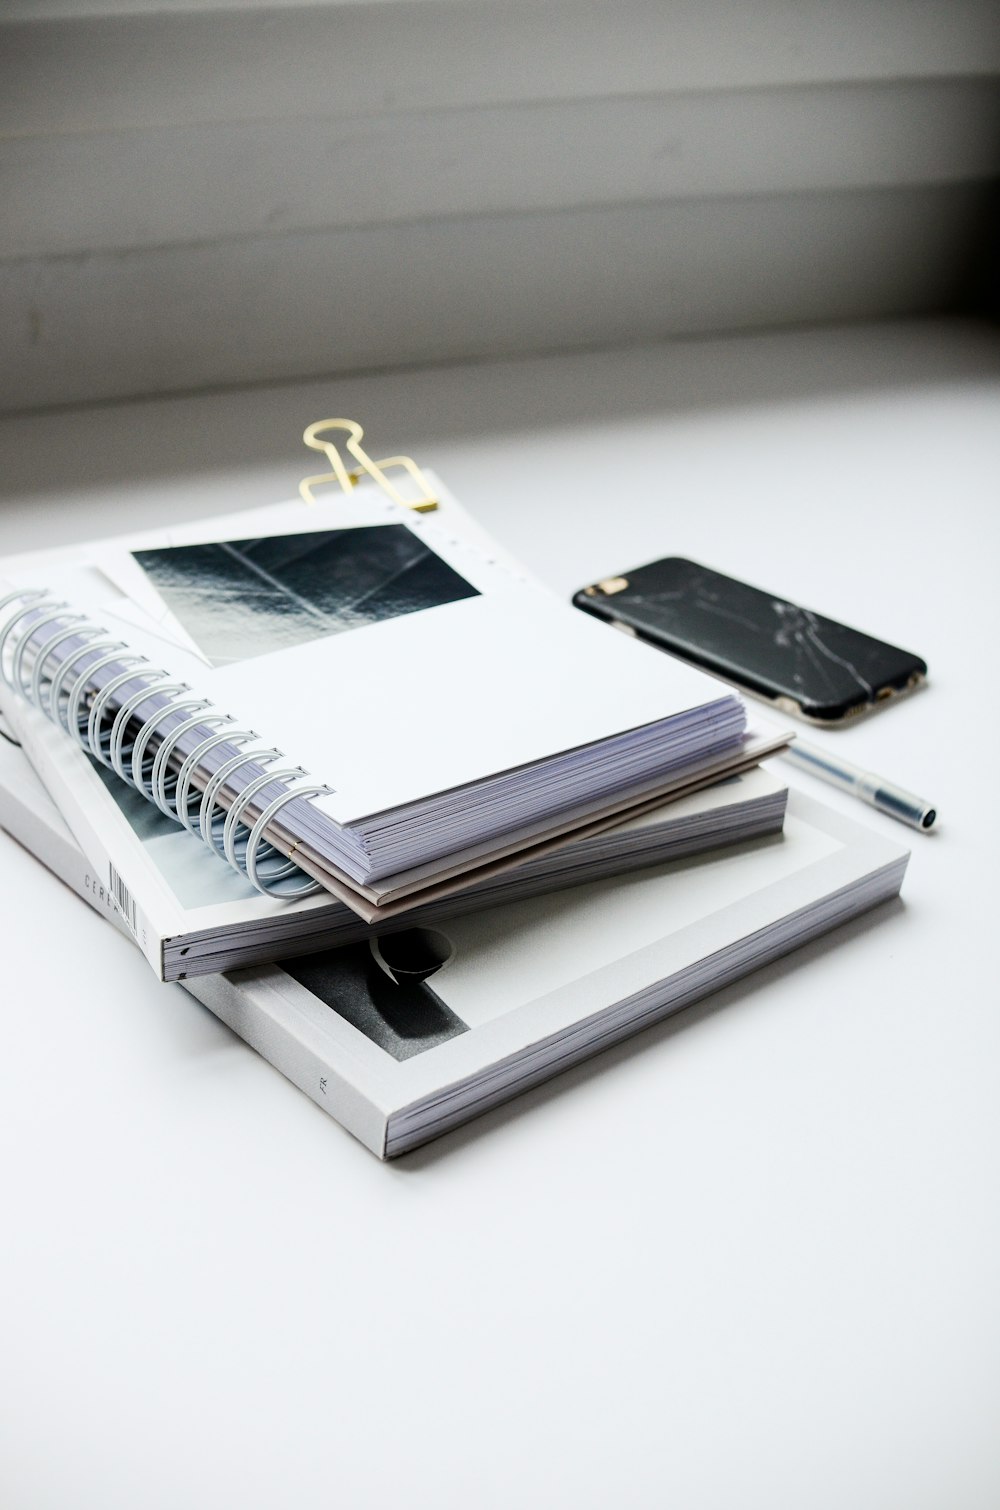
xmin=0 ymin=588 xmax=324 ymax=899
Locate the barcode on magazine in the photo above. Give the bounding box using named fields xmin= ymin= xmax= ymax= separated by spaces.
xmin=109 ymin=863 xmax=137 ymax=937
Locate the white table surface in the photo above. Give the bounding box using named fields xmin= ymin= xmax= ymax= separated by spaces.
xmin=1 ymin=319 xmax=998 ymax=1510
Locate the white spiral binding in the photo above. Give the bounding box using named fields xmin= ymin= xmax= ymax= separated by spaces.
xmin=87 ymin=664 xmax=166 ymax=762
xmin=0 ymin=589 xmax=326 ymax=899
xmin=29 ymin=618 xmax=95 ymax=715
xmin=175 ymin=723 xmax=245 ymax=833
xmin=149 ymin=702 xmax=213 ymax=817
xmin=109 ymin=680 xmax=178 ymax=780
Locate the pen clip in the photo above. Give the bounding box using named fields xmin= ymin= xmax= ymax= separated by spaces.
xmin=299 ymin=419 xmax=439 ymax=513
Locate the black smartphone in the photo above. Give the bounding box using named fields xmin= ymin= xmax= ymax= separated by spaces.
xmin=573 ymin=557 xmax=927 ymax=725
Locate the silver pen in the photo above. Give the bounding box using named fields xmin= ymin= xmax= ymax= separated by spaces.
xmin=779 ymin=739 xmax=937 ymax=832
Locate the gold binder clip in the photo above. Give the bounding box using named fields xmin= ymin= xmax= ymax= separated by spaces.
xmin=299 ymin=419 xmax=439 ymax=513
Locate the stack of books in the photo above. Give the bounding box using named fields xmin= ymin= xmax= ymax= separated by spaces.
xmin=0 ymin=423 xmax=909 ymax=1157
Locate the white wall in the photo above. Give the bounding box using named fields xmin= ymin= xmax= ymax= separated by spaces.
xmin=2 ymin=0 xmax=999 ymax=411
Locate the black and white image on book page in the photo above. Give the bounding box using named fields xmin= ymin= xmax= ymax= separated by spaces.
xmin=132 ymin=524 xmax=479 ymax=668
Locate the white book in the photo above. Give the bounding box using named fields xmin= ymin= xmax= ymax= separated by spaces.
xmin=0 ymin=732 xmax=908 ymax=1160
xmin=0 ymin=448 xmax=774 ymax=920
xmin=0 ymin=704 xmax=786 ymax=978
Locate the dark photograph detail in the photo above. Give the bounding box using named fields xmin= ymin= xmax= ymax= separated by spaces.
xmin=133 ymin=524 xmax=479 ymax=667
xmin=281 ymin=928 xmax=466 ymax=1062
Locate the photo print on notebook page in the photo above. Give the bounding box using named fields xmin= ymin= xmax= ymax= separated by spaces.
xmin=131 ymin=526 xmax=479 ymax=667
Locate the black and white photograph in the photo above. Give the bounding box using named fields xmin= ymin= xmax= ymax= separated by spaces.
xmin=133 ymin=523 xmax=479 ymax=666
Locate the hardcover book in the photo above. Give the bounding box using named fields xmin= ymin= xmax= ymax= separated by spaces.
xmin=0 ymin=735 xmax=907 ymax=1159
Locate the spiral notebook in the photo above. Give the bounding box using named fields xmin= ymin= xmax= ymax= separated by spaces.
xmin=0 ymin=715 xmax=787 ymax=979
xmin=0 ymin=421 xmax=780 ymax=922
